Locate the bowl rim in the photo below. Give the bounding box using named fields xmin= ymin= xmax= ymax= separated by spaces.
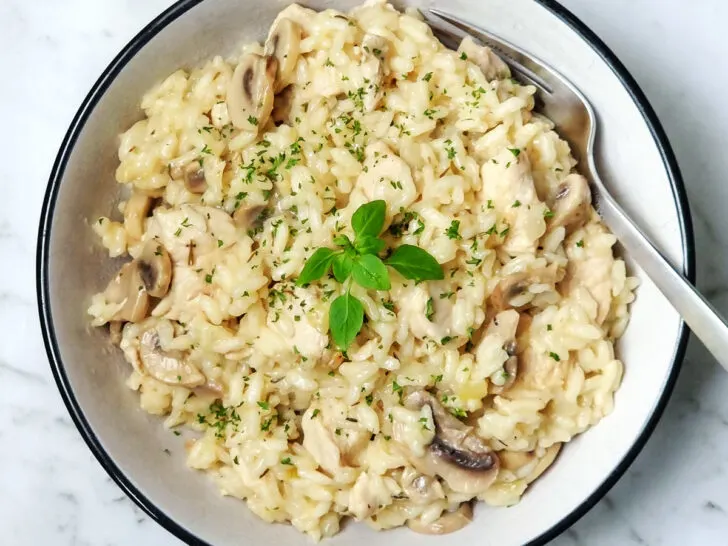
xmin=36 ymin=0 xmax=696 ymax=544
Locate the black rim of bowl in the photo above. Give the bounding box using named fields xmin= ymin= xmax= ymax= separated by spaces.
xmin=36 ymin=0 xmax=696 ymax=544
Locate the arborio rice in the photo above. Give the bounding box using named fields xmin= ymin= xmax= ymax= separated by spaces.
xmin=88 ymin=0 xmax=637 ymax=540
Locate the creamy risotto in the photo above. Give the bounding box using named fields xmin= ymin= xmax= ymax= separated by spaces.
xmin=88 ymin=0 xmax=637 ymax=540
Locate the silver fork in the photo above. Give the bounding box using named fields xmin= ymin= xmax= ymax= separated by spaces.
xmin=425 ymin=9 xmax=728 ymax=372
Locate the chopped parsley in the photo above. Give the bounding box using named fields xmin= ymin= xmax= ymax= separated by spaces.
xmin=445 ymin=220 xmax=462 ymax=240
xmin=425 ymin=297 xmax=434 ymax=321
xmin=445 ymin=139 xmax=457 ymax=160
xmin=549 ymin=352 xmax=561 ymax=362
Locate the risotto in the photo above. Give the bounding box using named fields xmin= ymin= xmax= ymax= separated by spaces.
xmin=88 ymin=0 xmax=637 ymax=540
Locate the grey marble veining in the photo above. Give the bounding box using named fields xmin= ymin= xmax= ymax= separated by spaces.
xmin=2 ymin=0 xmax=728 ymax=544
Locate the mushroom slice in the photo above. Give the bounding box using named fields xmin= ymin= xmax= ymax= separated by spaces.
xmin=499 ymin=443 xmax=561 ymax=484
xmin=227 ymin=53 xmax=276 ymax=131
xmin=233 ymin=203 xmax=267 ymax=230
xmin=138 ymin=328 xmax=205 ymax=387
xmin=124 ymin=192 xmax=153 ymax=241
xmin=405 ymin=391 xmax=499 ymax=495
xmin=548 ymin=174 xmax=592 ymax=233
xmin=104 ymin=262 xmax=150 ymax=323
xmin=109 ymin=321 xmax=123 ymax=345
xmin=400 ymin=468 xmax=444 ymax=505
xmin=484 ymin=310 xmax=520 ymax=394
xmin=489 ymin=263 xmax=564 ymax=312
xmin=264 ymin=18 xmax=302 ymax=93
xmin=183 ymin=163 xmax=207 ymax=194
xmin=408 ymin=503 xmax=473 ymax=535
xmin=271 ymin=85 xmax=294 ymax=125
xmin=138 ymin=241 xmax=172 ymax=298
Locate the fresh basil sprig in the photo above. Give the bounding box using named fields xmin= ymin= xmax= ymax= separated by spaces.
xmin=296 ymin=200 xmax=444 ymax=350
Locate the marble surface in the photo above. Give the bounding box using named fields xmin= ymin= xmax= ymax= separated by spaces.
xmin=2 ymin=0 xmax=728 ymax=544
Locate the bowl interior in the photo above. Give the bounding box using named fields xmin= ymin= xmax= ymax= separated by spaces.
xmin=40 ymin=0 xmax=690 ymax=545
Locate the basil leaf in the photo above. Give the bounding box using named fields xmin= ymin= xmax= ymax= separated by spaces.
xmin=329 ymin=292 xmax=364 ymax=350
xmin=352 ymin=254 xmax=391 ymax=291
xmin=385 ymin=244 xmax=444 ymax=281
xmin=333 ymin=253 xmax=354 ymax=283
xmin=352 ymin=200 xmax=386 ymax=238
xmin=297 ymin=248 xmax=335 ymax=286
xmin=355 ymin=235 xmax=386 ymax=256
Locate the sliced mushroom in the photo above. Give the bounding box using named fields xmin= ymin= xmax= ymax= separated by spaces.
xmin=548 ymin=174 xmax=592 ymax=233
xmin=498 ymin=443 xmax=561 ymax=484
xmin=264 ymin=18 xmax=302 ymax=93
xmin=458 ymin=36 xmax=510 ymax=81
xmin=233 ymin=203 xmax=266 ymax=230
xmin=489 ymin=263 xmax=564 ymax=312
xmin=124 ymin=192 xmax=153 ymax=241
xmin=194 ymin=378 xmax=224 ymax=397
xmin=408 ymin=503 xmax=473 ymax=535
xmin=109 ymin=321 xmax=123 ymax=345
xmin=485 ymin=310 xmax=520 ymax=394
xmin=138 ymin=242 xmax=172 ymax=298
xmin=104 ymin=261 xmax=150 ymax=323
xmin=400 ymin=468 xmax=444 ymax=505
xmin=138 ymin=328 xmax=205 ymax=387
xmin=183 ymin=163 xmax=207 ymax=194
xmin=271 ymin=84 xmax=294 ymax=125
xmin=405 ymin=391 xmax=499 ymax=495
xmin=227 ymin=53 xmax=276 ymax=131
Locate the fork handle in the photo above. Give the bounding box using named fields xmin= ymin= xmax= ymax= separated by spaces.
xmin=598 ymin=189 xmax=727 ymax=370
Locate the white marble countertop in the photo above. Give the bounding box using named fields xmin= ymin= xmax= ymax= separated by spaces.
xmin=2 ymin=0 xmax=728 ymax=544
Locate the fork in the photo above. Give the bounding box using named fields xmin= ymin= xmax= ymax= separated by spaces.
xmin=424 ymin=9 xmax=728 ymax=372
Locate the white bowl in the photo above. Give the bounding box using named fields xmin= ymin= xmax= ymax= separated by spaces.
xmin=37 ymin=0 xmax=694 ymax=544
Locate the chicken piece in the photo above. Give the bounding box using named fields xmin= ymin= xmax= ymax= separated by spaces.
xmin=547 ymin=174 xmax=592 ymax=234
xmin=512 ymin=347 xmax=568 ymax=393
xmin=348 ymin=471 xmax=394 ymax=521
xmin=147 ymin=204 xmax=237 ymax=266
xmin=563 ymin=223 xmax=615 ymax=324
xmin=397 ymin=284 xmax=448 ymax=341
xmin=352 ymin=142 xmax=417 ymax=212
xmin=480 ymin=149 xmax=547 ymax=255
xmin=266 ymin=283 xmax=328 ymax=360
xmin=458 ymin=36 xmax=510 ymax=81
xmin=395 ymin=281 xmax=484 ymax=344
xmin=301 ymin=406 xmax=343 ymax=475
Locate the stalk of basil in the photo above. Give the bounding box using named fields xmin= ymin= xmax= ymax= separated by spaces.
xmin=352 ymin=254 xmax=391 ymax=291
xmin=329 ymin=292 xmax=364 ymax=350
xmin=385 ymin=244 xmax=444 ymax=281
xmin=351 ymin=199 xmax=386 ymax=238
xmin=296 ymin=247 xmax=335 ymax=286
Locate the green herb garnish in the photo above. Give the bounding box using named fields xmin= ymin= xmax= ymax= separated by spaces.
xmin=296 ymin=200 xmax=444 ymax=349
